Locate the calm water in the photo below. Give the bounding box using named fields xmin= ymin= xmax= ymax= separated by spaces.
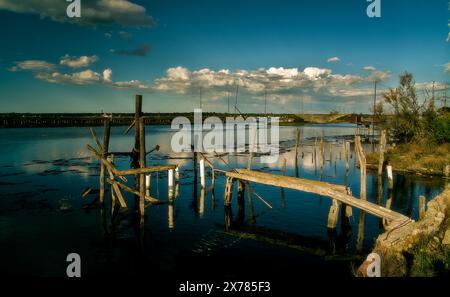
xmin=0 ymin=124 xmax=445 ymax=277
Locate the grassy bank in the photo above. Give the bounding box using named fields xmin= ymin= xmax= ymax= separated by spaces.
xmin=366 ymin=142 xmax=450 ymax=176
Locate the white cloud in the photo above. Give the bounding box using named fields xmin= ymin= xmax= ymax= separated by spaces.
xmin=60 ymin=55 xmax=98 ymax=68
xmin=0 ymin=0 xmax=154 ymax=27
xmin=303 ymin=67 xmax=332 ymax=79
xmin=363 ymin=66 xmax=376 ymax=71
xmin=327 ymin=57 xmax=340 ymax=63
xmin=36 ymin=70 xmax=101 ymax=85
xmin=103 ymin=68 xmax=112 ymax=82
xmin=9 ymin=60 xmax=56 ymax=72
xmin=154 ymin=66 xmax=391 ymax=102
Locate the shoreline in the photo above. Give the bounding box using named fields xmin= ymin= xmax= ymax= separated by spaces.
xmin=357 ymin=185 xmax=450 ymax=277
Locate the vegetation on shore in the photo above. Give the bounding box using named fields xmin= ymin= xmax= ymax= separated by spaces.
xmin=370 ymin=72 xmax=450 ymax=176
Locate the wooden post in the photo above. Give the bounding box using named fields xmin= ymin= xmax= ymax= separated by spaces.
xmin=313 ymin=137 xmax=317 ymax=165
xmin=199 ymin=188 xmax=205 ymax=217
xmin=168 ymin=169 xmax=174 ymax=199
xmin=99 ymin=119 xmax=111 ymax=204
xmin=224 ymin=177 xmax=234 ymax=206
xmin=327 ymin=199 xmax=341 ymax=230
xmin=387 ymin=164 xmax=393 ymax=190
xmin=145 ymin=174 xmax=151 ymax=198
xmin=355 ymin=135 xmax=366 ymax=252
xmin=193 ymin=151 xmax=198 ymax=186
xmin=133 ymin=95 xmax=143 ymax=212
xmin=248 ymin=127 xmax=257 ymax=170
xmin=378 ymin=130 xmax=386 ymax=176
xmin=168 ymin=203 xmax=174 ymax=230
xmin=355 ymin=136 xmax=366 ymax=200
xmin=281 ymin=158 xmax=286 ymax=208
xmin=419 ymin=195 xmax=426 ymax=220
xmin=320 ymin=133 xmax=324 ymax=170
xmin=138 ymin=117 xmax=146 ymax=217
xmin=294 ymin=128 xmax=300 ymax=177
xmin=199 ymin=157 xmax=206 ymax=188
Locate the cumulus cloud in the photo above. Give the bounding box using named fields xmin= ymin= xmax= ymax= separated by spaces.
xmin=60 ymin=55 xmax=98 ymax=68
xmin=0 ymin=0 xmax=154 ymax=27
xmin=110 ymin=44 xmax=151 ymax=57
xmin=154 ymin=66 xmax=391 ymax=102
xmin=327 ymin=57 xmax=340 ymax=63
xmin=9 ymin=60 xmax=56 ymax=72
xmin=103 ymin=68 xmax=112 ymax=82
xmin=36 ymin=69 xmax=102 ymax=85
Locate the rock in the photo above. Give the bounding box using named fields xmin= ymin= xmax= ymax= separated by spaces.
xmin=443 ymin=230 xmax=450 ymax=245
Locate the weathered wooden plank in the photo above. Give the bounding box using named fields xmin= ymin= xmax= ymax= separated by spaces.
xmin=225 ymin=169 xmax=409 ymax=221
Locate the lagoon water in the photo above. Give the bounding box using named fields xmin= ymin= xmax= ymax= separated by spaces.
xmin=0 ymin=124 xmax=445 ymax=277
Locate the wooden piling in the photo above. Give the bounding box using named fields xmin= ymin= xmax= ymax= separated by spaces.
xmin=99 ymin=119 xmax=111 ymax=204
xmin=138 ymin=117 xmax=146 ymax=217
xmin=343 ymin=141 xmax=349 ymax=172
xmin=248 ymin=127 xmax=257 ymax=170
xmin=199 ymin=157 xmax=206 ymax=188
xmin=355 ymin=136 xmax=366 ymax=200
xmin=168 ymin=168 xmax=174 ymax=199
xmin=294 ymin=128 xmax=300 ymax=177
xmin=419 ymin=195 xmax=426 ymax=220
xmin=387 ymin=164 xmax=393 ymax=190
xmin=320 ymin=133 xmax=324 ymax=170
xmin=224 ymin=177 xmax=234 ymax=205
xmin=327 ymin=199 xmax=341 ymax=230
xmin=145 ymin=174 xmax=151 ymax=198
xmin=378 ymin=130 xmax=386 ymax=176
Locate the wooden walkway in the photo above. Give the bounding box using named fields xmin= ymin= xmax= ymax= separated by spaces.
xmin=225 ymin=169 xmax=410 ymax=222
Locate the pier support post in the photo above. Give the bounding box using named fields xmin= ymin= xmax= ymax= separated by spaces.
xmin=224 ymin=177 xmax=234 ymax=206
xmin=145 ymin=174 xmax=151 ymax=198
xmin=294 ymin=128 xmax=300 ymax=177
xmin=199 ymin=157 xmax=206 ymax=189
xmin=327 ymin=199 xmax=341 ymax=230
xmin=138 ymin=117 xmax=146 ymax=218
xmin=168 ymin=168 xmax=174 ymax=200
xmin=378 ymin=130 xmax=386 ymax=176
xmin=99 ymin=118 xmax=111 ymax=204
xmin=387 ymin=164 xmax=393 ymax=190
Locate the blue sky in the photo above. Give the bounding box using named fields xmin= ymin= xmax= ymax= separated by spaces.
xmin=0 ymin=0 xmax=448 ymax=113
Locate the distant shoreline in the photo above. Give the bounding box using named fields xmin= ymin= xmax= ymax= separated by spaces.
xmin=0 ymin=112 xmax=365 ymax=128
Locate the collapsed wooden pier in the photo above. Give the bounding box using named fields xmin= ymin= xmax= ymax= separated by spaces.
xmin=224 ymin=168 xmax=408 ymax=222
xmin=85 ymin=94 xmax=411 ymax=236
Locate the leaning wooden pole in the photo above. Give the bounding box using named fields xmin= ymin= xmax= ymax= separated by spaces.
xmin=133 ymin=95 xmax=143 ymax=213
